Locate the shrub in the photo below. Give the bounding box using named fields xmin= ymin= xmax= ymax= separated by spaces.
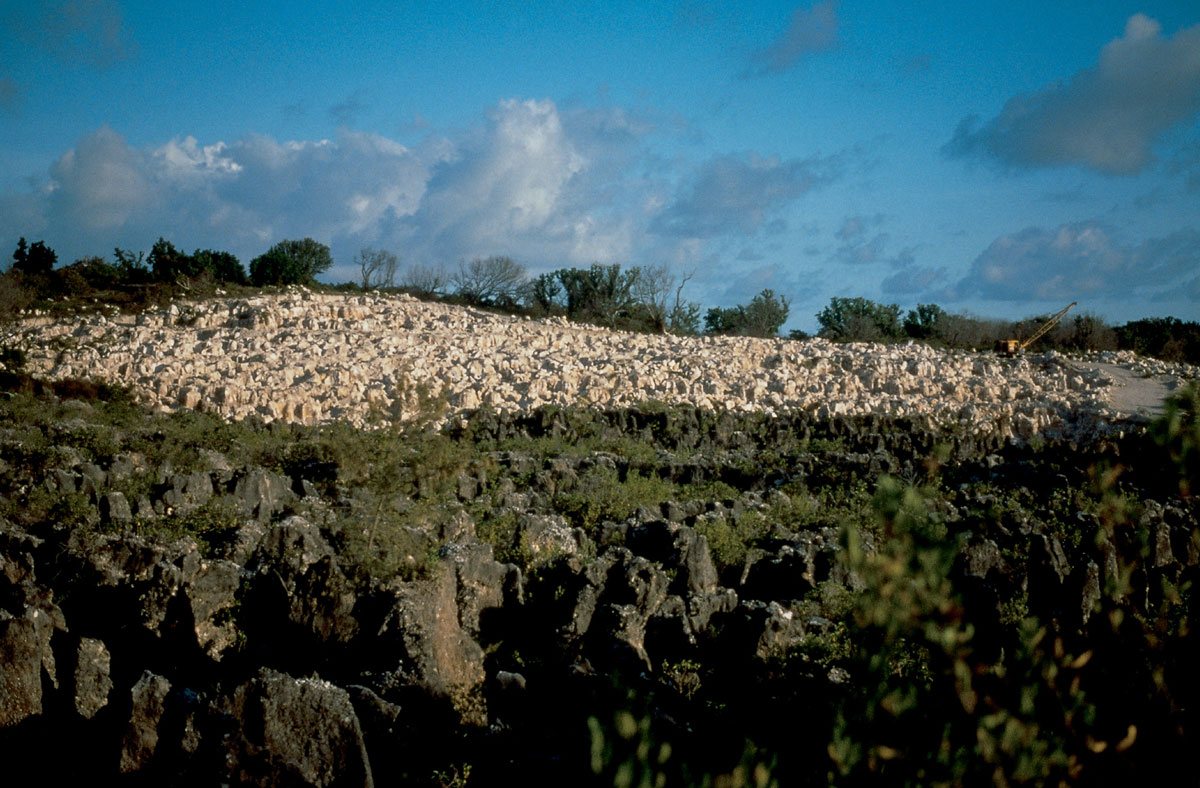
xmin=10 ymin=237 xmax=57 ymax=278
xmin=1116 ymin=317 xmax=1200 ymax=364
xmin=704 ymin=290 xmax=790 ymax=338
xmin=192 ymin=249 xmax=247 ymax=284
xmin=816 ymin=297 xmax=902 ymax=342
xmin=149 ymin=237 xmax=200 ymax=281
xmin=0 ymin=272 xmax=32 ymax=320
xmin=250 ymin=238 xmax=332 ymax=286
xmin=554 ymin=466 xmax=675 ymax=532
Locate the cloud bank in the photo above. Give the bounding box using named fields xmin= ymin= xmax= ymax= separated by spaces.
xmin=2 ymin=98 xmax=838 ymax=283
xmin=944 ymin=14 xmax=1200 ymax=174
xmin=947 ymin=222 xmax=1200 ymax=303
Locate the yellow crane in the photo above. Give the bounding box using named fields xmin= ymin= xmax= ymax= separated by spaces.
xmin=995 ymin=301 xmax=1076 ymax=355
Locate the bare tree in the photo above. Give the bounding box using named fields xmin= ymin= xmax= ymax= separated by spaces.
xmin=356 ymin=247 xmax=398 ymax=290
xmin=633 ymin=263 xmax=673 ymax=331
xmin=451 ymin=256 xmax=527 ymax=307
xmin=398 ymin=262 xmax=449 ymax=298
xmin=633 ymin=263 xmax=699 ymax=334
xmin=667 ymin=268 xmax=699 ymax=334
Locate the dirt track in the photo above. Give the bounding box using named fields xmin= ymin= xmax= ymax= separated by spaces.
xmin=1067 ymin=361 xmax=1180 ymax=419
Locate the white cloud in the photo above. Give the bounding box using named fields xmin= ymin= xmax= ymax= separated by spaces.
xmin=944 ymin=15 xmax=1200 ymax=174
xmin=947 ymin=222 xmax=1200 ymax=303
xmin=13 ymin=125 xmax=432 ymax=258
xmin=748 ymin=2 xmax=839 ymax=75
xmin=2 ymin=97 xmax=849 ymax=295
xmin=48 ymin=125 xmax=151 ymax=230
xmin=392 ymin=98 xmax=654 ymax=269
xmin=0 ymin=100 xmax=676 ymax=271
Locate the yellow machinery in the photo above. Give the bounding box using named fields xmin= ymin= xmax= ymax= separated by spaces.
xmin=996 ymin=302 xmax=1076 ymax=355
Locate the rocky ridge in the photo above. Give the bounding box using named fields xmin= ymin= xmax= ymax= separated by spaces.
xmin=12 ymin=290 xmax=1195 ymax=440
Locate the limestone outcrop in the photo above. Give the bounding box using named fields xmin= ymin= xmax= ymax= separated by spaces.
xmin=11 ymin=290 xmax=1195 ymax=441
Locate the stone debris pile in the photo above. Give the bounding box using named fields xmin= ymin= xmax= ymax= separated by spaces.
xmin=12 ymin=290 xmax=1195 ymax=440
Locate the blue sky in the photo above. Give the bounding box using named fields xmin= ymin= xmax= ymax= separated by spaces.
xmin=1 ymin=1 xmax=1197 ymax=331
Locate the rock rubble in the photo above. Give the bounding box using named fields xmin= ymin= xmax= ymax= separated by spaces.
xmin=11 ymin=290 xmax=1196 ymax=440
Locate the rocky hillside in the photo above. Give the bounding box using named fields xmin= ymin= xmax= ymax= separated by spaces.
xmin=1 ymin=292 xmax=1198 ymax=786
xmin=10 ymin=290 xmax=1195 ymax=439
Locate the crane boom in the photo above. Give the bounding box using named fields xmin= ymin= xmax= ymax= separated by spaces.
xmin=996 ymin=302 xmax=1076 ymax=355
xmin=1019 ymin=301 xmax=1076 ymax=350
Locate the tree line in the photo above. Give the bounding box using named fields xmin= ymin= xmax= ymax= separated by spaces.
xmin=814 ymin=296 xmax=1200 ymax=364
xmin=3 ymin=235 xmax=1197 ymax=362
xmin=1 ymin=237 xmax=791 ymax=339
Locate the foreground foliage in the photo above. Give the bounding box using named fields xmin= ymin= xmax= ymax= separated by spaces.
xmin=0 ymin=359 xmax=1196 ymax=784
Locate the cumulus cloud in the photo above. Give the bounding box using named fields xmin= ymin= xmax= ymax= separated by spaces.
xmin=398 ymin=98 xmax=625 ymax=266
xmin=3 ymin=97 xmax=851 ymax=291
xmin=748 ymin=2 xmax=838 ymax=75
xmin=652 ymin=152 xmax=837 ymax=237
xmin=947 ymin=222 xmax=1200 ymax=303
xmin=48 ymin=125 xmax=152 ymax=231
xmin=828 ymin=214 xmax=921 ymax=270
xmin=8 ymin=124 xmax=432 ymax=260
xmin=0 ymin=99 xmax=706 ymax=273
xmin=944 ymin=14 xmax=1200 ymax=174
xmin=835 ymin=215 xmax=869 ymax=241
xmin=830 ymin=214 xmax=892 ymax=264
xmin=834 ymin=232 xmax=889 ymax=265
xmin=1168 ymin=141 xmax=1200 ymax=193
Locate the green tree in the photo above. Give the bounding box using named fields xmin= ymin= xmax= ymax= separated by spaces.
xmin=149 ymin=237 xmax=199 ymax=281
xmin=817 ymin=296 xmax=902 ymax=341
xmin=704 ymin=289 xmax=790 ymax=338
xmin=113 ymin=248 xmax=151 ymax=283
xmin=11 ymin=237 xmax=57 ymax=277
xmin=192 ymin=249 xmax=247 ymax=284
xmin=668 ymin=301 xmax=702 ymax=335
xmin=557 ymin=264 xmax=641 ymax=328
xmin=249 ymin=238 xmax=332 ymax=286
xmin=529 ymin=272 xmax=563 ymax=314
xmin=1067 ymin=312 xmax=1116 ymax=352
xmin=902 ymin=303 xmax=947 ymax=340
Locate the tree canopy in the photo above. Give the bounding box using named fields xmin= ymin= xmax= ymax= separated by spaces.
xmin=704 ymin=289 xmax=790 ymax=338
xmin=250 ymin=238 xmax=332 ymax=286
xmin=10 ymin=238 xmax=57 ymax=278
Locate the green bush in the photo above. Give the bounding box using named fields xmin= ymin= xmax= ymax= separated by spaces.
xmin=554 ymin=466 xmax=675 ymax=532
xmin=10 ymin=237 xmax=57 ymax=278
xmin=704 ymin=289 xmax=790 ymax=338
xmin=816 ymin=296 xmax=903 ymax=342
xmin=250 ymin=238 xmax=332 ymax=286
xmin=829 ymin=477 xmax=1089 ymax=786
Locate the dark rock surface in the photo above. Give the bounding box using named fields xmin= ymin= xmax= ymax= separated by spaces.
xmin=0 ymin=402 xmax=1195 ymax=785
